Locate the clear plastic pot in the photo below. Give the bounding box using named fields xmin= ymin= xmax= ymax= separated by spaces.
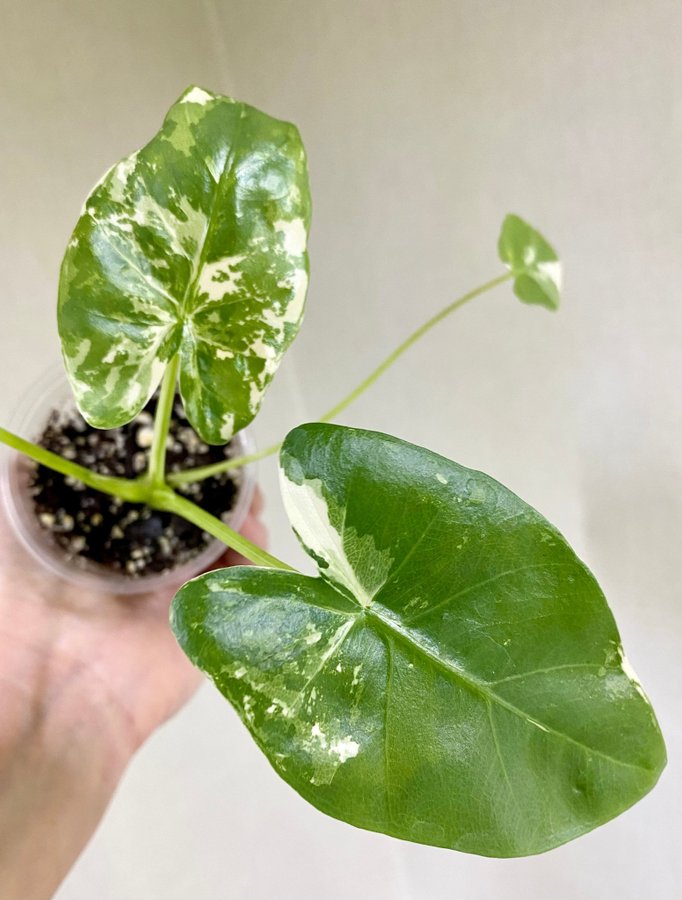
xmin=0 ymin=364 xmax=256 ymax=595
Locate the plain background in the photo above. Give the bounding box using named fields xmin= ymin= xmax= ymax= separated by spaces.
xmin=1 ymin=1 xmax=680 ymax=897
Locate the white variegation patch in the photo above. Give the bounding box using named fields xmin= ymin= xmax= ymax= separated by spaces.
xmin=181 ymin=86 xmax=214 ymax=105
xmin=329 ymin=736 xmax=360 ymax=763
xmin=279 ymin=470 xmax=393 ymax=606
xmin=102 ymin=344 xmax=123 ymax=364
xmin=197 ymin=255 xmax=246 ymax=302
xmin=237 ymin=332 xmax=283 ymax=414
xmin=124 ymin=379 xmax=144 ymax=408
xmin=148 ymin=356 xmax=168 ymax=395
xmin=70 ymin=338 xmax=91 ymax=370
xmin=282 ymin=268 xmax=308 ymax=325
xmin=130 ymin=193 xmax=208 ymax=274
xmin=248 ymin=379 xmax=264 ymax=413
xmin=261 ymin=269 xmax=307 ymax=341
xmin=220 ymin=412 xmax=235 ymax=441
xmin=274 ymin=218 xmax=307 ymax=256
xmin=307 ymin=723 xmax=358 ymax=765
xmin=524 ymin=244 xmax=562 ymax=291
xmin=537 ymin=259 xmax=563 ymax=292
xmin=108 ymin=152 xmax=139 ymax=204
xmin=618 ymin=646 xmax=648 ymax=701
xmin=248 ymin=335 xmax=277 ymax=362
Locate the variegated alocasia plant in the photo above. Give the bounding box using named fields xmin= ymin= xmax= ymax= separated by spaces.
xmin=0 ymin=86 xmax=665 ymax=859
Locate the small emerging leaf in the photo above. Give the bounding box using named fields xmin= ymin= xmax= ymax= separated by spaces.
xmin=59 ymin=85 xmax=311 ymax=443
xmin=499 ymin=213 xmax=561 ymax=310
xmin=172 ymin=424 xmax=665 ymax=857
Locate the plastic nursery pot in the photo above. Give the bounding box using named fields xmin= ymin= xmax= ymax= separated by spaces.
xmin=0 ymin=365 xmax=255 ymax=596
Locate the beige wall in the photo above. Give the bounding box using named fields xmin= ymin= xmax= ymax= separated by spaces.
xmin=1 ymin=2 xmax=680 ymax=897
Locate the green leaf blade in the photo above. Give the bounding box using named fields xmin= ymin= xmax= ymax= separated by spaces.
xmin=498 ymin=213 xmax=561 ymax=310
xmin=59 ymin=85 xmax=311 ymax=442
xmin=172 ymin=424 xmax=665 ymax=856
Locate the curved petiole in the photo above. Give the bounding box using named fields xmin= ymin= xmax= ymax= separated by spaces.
xmin=169 ymin=271 xmax=513 ymax=486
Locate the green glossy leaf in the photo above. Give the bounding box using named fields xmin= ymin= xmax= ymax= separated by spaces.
xmin=171 ymin=424 xmax=665 ymax=856
xmin=58 ymin=85 xmax=311 ymax=443
xmin=499 ymin=213 xmax=561 ymax=310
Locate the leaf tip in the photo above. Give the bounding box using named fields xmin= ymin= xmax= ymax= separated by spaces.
xmin=176 ymin=84 xmax=220 ymax=107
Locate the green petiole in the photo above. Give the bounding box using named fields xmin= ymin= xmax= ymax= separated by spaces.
xmin=169 ymin=271 xmax=513 ymax=486
xmin=0 ymin=426 xmax=289 ymax=571
xmin=152 ymin=487 xmax=293 ymax=571
xmin=147 ymin=354 xmax=180 ymax=488
xmin=0 ymin=271 xmax=512 ymax=568
xmin=0 ymin=427 xmax=145 ymax=503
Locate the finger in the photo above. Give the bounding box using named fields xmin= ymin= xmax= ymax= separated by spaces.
xmin=240 ymin=510 xmax=268 ymax=548
xmin=250 ymin=485 xmax=265 ymax=517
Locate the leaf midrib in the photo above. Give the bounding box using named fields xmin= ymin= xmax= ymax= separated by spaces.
xmin=363 ymin=604 xmax=652 ymax=776
xmin=180 ymin=108 xmax=246 ymax=319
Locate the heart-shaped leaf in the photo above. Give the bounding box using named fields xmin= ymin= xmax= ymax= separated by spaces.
xmin=58 ymin=85 xmax=311 ymax=443
xmin=499 ymin=213 xmax=561 ymax=310
xmin=171 ymin=424 xmax=665 ymax=856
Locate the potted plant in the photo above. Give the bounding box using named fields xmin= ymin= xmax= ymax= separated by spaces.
xmin=0 ymin=85 xmax=665 ymax=858
xmin=0 ymin=363 xmax=256 ymax=594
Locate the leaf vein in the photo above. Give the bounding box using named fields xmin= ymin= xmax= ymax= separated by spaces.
xmin=367 ymin=608 xmax=652 ymax=775
xmin=405 ymin=562 xmax=570 ymax=625
xmin=491 ymin=662 xmax=606 ymax=686
xmin=373 ymin=512 xmax=441 ymax=602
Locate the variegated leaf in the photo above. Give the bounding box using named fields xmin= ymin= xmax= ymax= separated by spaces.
xmin=172 ymin=424 xmax=665 ymax=856
xmin=499 ymin=213 xmax=561 ymax=310
xmin=58 ymin=85 xmax=311 ymax=443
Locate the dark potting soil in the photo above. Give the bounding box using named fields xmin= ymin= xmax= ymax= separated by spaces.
xmin=28 ymin=393 xmax=240 ymax=579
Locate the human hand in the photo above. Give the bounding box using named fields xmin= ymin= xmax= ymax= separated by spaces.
xmin=0 ymin=487 xmax=267 ymax=900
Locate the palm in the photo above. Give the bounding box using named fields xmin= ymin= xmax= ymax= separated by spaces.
xmin=0 ymin=491 xmax=265 ymax=756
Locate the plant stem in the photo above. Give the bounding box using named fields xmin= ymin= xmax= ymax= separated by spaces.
xmin=1 ymin=271 xmax=513 ymax=568
xmin=317 ymin=271 xmax=513 ymax=422
xmin=148 ymin=355 xmax=180 ymax=487
xmin=170 ymin=440 xmax=283 ymax=485
xmin=0 ymin=427 xmax=145 ymax=503
xmin=152 ymin=487 xmax=293 ymax=570
xmin=0 ymin=426 xmax=293 ymax=570
xmin=169 ymin=271 xmax=514 ymax=486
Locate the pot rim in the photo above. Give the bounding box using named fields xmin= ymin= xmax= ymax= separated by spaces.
xmin=0 ymin=362 xmax=256 ymax=596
